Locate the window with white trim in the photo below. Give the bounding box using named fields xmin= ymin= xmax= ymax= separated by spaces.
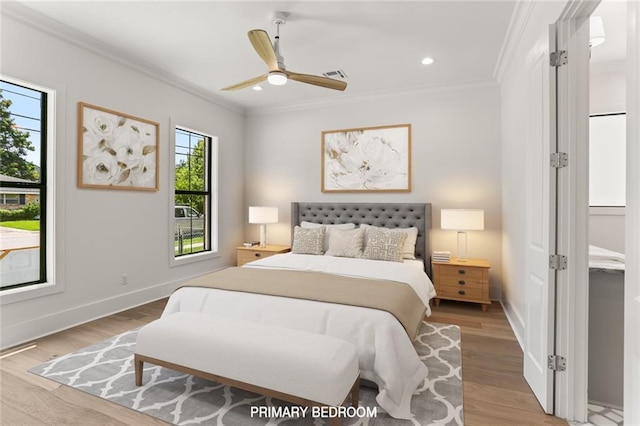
xmin=173 ymin=127 xmax=217 ymax=258
xmin=0 ymin=78 xmax=50 ymax=291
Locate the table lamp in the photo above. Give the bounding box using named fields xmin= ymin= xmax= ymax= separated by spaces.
xmin=441 ymin=209 xmax=484 ymax=261
xmin=249 ymin=206 xmax=278 ymax=247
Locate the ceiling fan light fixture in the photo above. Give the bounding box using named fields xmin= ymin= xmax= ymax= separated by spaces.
xmin=268 ymin=71 xmax=288 ymax=86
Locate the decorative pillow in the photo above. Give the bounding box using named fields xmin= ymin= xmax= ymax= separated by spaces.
xmin=325 ymin=227 xmax=365 ymax=258
xmin=292 ymin=226 xmax=325 ymax=255
xmin=301 ymin=221 xmax=356 ymax=252
xmin=362 ymin=227 xmax=408 ymax=262
xmin=360 ymin=224 xmax=419 ymax=259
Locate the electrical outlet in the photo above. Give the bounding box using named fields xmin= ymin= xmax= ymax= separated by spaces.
xmin=120 ymin=274 xmax=128 ymax=286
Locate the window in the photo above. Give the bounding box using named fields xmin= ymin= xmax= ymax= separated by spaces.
xmin=0 ymin=78 xmax=49 ymax=291
xmin=589 ymin=113 xmax=626 ymax=207
xmin=173 ymin=127 xmax=217 ymax=259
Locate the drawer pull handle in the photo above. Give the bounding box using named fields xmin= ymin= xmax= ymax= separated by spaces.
xmin=458 ymin=280 xmax=466 ymax=285
xmin=255 ymin=253 xmax=261 ymax=257
xmin=458 ymin=290 xmax=466 ymax=295
xmin=458 ymin=269 xmax=466 ymax=275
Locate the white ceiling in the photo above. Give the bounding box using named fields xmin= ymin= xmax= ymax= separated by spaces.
xmin=10 ymin=1 xmax=627 ymax=112
xmin=13 ymin=1 xmax=517 ymax=111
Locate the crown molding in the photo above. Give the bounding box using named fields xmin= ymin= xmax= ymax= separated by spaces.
xmin=246 ymin=78 xmax=499 ymax=117
xmin=1 ymin=1 xmax=245 ymax=115
xmin=493 ymin=1 xmax=536 ymax=84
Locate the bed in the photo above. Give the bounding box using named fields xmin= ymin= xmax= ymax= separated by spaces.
xmin=162 ymin=202 xmax=435 ymax=420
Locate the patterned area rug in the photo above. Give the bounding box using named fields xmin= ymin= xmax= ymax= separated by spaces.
xmin=30 ymin=321 xmax=462 ymax=425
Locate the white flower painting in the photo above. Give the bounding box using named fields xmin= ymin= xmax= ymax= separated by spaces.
xmin=322 ymin=124 xmax=411 ymax=192
xmin=78 ymin=103 xmax=159 ymax=191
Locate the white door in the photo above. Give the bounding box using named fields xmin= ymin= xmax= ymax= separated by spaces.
xmin=522 ymin=24 xmax=558 ymax=414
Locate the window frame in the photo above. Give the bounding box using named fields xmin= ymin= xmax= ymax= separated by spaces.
xmin=169 ymin=123 xmax=219 ymax=267
xmin=1 ymin=75 xmax=59 ymax=304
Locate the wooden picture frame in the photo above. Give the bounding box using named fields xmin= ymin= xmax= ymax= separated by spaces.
xmin=78 ymin=102 xmax=159 ymax=191
xmin=321 ymin=123 xmax=411 ymax=192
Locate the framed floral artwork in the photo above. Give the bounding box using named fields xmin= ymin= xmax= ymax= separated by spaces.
xmin=78 ymin=102 xmax=159 ymax=191
xmin=321 ymin=123 xmax=411 ymax=192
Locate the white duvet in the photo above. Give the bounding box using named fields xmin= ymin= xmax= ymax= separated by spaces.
xmin=162 ymin=253 xmax=436 ymax=419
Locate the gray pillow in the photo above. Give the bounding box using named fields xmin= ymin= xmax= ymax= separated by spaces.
xmin=362 ymin=227 xmax=407 ymax=262
xmin=325 ymin=227 xmax=365 ymax=258
xmin=292 ymin=226 xmax=325 ymax=255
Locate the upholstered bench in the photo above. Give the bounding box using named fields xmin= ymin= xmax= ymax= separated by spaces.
xmin=134 ymin=312 xmax=360 ymax=425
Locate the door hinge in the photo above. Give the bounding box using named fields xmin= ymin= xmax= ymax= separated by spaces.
xmin=550 ymin=50 xmax=568 ymax=67
xmin=549 ymin=254 xmax=567 ymax=270
xmin=548 ymin=355 xmax=566 ymax=371
xmin=551 ymin=152 xmax=568 ymax=168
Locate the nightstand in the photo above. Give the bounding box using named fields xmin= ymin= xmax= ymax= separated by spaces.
xmin=236 ymin=245 xmax=290 ymax=266
xmin=431 ymin=257 xmax=491 ymax=311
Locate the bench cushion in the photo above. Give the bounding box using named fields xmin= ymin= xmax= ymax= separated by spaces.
xmin=135 ymin=312 xmax=359 ymax=406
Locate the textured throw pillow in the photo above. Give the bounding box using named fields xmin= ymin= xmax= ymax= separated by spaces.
xmin=361 ymin=224 xmax=419 ymax=259
xmin=292 ymin=226 xmax=325 ymax=255
xmin=301 ymin=221 xmax=356 ymax=252
xmin=362 ymin=227 xmax=408 ymax=262
xmin=325 ymin=227 xmax=365 ymax=258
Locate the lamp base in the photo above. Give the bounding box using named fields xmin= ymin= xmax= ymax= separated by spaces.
xmin=259 ymin=224 xmax=267 ymax=248
xmin=456 ymin=231 xmax=468 ymax=261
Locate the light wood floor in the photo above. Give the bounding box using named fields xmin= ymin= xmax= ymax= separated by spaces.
xmin=0 ymin=298 xmax=568 ymax=425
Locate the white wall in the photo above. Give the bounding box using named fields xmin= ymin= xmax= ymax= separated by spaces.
xmin=244 ymin=84 xmax=504 ymax=299
xmin=0 ymin=9 xmax=245 ymax=349
xmin=589 ymin=68 xmax=626 ymax=253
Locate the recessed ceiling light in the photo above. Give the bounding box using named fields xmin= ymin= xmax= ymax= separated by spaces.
xmin=252 ymin=85 xmax=263 ymax=91
xmin=421 ymin=57 xmax=435 ymax=65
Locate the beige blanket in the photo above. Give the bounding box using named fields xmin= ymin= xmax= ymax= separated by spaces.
xmin=178 ymin=267 xmax=427 ymax=339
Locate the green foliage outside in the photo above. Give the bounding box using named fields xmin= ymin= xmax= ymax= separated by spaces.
xmin=0 ymin=202 xmax=40 ymax=221
xmin=175 ymin=139 xmax=206 ymax=213
xmin=0 ymin=220 xmax=40 ymax=231
xmin=0 ymin=89 xmax=39 ymax=181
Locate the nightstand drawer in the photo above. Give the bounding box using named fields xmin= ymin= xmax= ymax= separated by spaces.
xmin=236 ymin=245 xmax=291 ymax=266
xmin=237 ymin=250 xmax=272 ymax=265
xmin=438 ymin=276 xmax=484 ymax=289
xmin=436 ymin=285 xmax=484 ymax=301
xmin=438 ymin=265 xmax=484 ymax=281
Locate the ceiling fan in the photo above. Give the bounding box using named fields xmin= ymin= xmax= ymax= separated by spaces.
xmin=222 ymin=12 xmax=347 ymax=92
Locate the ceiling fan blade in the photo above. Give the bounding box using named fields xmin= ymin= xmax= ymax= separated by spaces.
xmin=248 ymin=30 xmax=279 ymax=71
xmin=221 ymin=74 xmax=267 ymax=91
xmin=286 ymin=72 xmax=347 ymax=91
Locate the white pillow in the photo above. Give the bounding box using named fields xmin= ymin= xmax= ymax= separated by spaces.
xmin=292 ymin=226 xmax=325 ymax=255
xmin=300 ymin=221 xmax=356 ymax=252
xmin=325 ymin=227 xmax=365 ymax=258
xmin=360 ymin=224 xmax=419 ymax=259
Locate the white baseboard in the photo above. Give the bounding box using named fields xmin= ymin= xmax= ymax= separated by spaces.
xmin=500 ymin=299 xmax=525 ymax=351
xmin=1 ymin=280 xmax=178 ymax=350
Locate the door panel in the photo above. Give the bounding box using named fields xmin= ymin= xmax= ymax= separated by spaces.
xmin=523 ymin=24 xmax=557 ymax=414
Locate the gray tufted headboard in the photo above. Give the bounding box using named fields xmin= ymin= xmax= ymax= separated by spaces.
xmin=291 ymin=202 xmax=432 ymax=276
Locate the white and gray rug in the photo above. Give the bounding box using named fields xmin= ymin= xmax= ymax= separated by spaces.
xmin=30 ymin=320 xmax=462 ymax=426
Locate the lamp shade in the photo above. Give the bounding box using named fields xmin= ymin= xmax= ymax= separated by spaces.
xmin=249 ymin=206 xmax=278 ymax=224
xmin=441 ymin=209 xmax=484 ymax=231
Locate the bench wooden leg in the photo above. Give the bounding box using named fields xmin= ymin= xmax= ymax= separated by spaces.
xmin=134 ymin=355 xmax=143 ymax=386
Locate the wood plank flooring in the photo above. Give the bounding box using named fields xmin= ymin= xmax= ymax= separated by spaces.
xmin=0 ymin=298 xmax=568 ymax=425
xmin=429 ymin=300 xmax=568 ymax=426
